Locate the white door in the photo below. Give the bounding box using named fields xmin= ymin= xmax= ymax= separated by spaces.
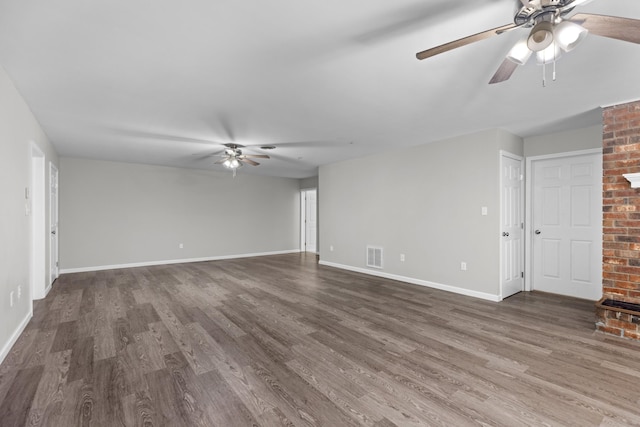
xmin=49 ymin=163 xmax=59 ymax=285
xmin=531 ymin=152 xmax=602 ymax=300
xmin=500 ymin=152 xmax=524 ymax=299
xmin=304 ymin=189 xmax=317 ymax=253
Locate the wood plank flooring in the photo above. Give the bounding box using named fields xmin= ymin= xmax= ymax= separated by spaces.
xmin=1 ymin=253 xmax=640 ymax=426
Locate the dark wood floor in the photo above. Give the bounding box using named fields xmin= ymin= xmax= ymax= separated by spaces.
xmin=1 ymin=253 xmax=640 ymax=426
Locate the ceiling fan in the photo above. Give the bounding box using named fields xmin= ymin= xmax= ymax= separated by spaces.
xmin=214 ymin=143 xmax=270 ymax=177
xmin=416 ymin=0 xmax=640 ymax=84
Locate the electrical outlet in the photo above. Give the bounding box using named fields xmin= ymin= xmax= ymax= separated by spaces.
xmin=461 ymin=262 xmax=467 ymax=271
xmin=17 ymin=285 xmax=21 ymax=299
xmin=330 ymin=245 xmax=334 ymax=252
xmin=400 ymin=254 xmax=405 ymax=262
xmin=179 ymin=243 xmax=184 ymax=249
xmin=9 ymin=291 xmax=14 ymax=307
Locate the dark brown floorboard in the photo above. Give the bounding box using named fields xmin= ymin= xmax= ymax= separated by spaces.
xmin=1 ymin=253 xmax=640 ymax=426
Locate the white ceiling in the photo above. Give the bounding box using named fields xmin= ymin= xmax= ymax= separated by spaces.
xmin=1 ymin=0 xmax=639 ymax=178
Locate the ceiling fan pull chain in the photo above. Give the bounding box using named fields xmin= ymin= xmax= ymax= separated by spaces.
xmin=542 ymin=61 xmax=546 ymax=87
xmin=553 ymin=58 xmax=557 ymax=81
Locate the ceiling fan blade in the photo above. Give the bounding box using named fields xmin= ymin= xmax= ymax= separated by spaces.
xmin=569 ymin=13 xmax=640 ymax=44
xmin=240 ymin=158 xmax=259 ymax=166
xmin=214 ymin=158 xmax=227 ymax=165
xmin=416 ymin=23 xmax=517 ymax=60
xmin=489 ymin=59 xmax=519 ymax=84
xmin=243 ymin=154 xmax=270 ymax=159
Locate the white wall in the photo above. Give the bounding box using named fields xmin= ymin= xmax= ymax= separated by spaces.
xmin=299 ymin=176 xmax=318 ymax=189
xmin=524 ymin=124 xmax=602 ymax=157
xmin=0 ymin=65 xmax=58 ymax=362
xmin=319 ymin=129 xmax=523 ymax=300
xmin=59 ymin=158 xmax=301 ymax=270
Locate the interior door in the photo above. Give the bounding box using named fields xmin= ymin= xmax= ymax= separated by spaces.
xmin=531 ymin=152 xmax=602 ymax=300
xmin=304 ymin=189 xmax=317 ymax=253
xmin=49 ymin=163 xmax=59 ymax=285
xmin=501 ymin=152 xmax=524 ymax=299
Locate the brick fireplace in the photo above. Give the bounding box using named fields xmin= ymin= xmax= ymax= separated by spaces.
xmin=597 ymin=100 xmax=640 ymax=340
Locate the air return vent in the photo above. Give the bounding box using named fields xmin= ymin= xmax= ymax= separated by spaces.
xmin=366 ymin=246 xmax=383 ymax=269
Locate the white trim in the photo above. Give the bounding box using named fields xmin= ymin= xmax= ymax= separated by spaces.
xmin=59 ymin=249 xmax=301 ymax=274
xmin=319 ymin=260 xmax=501 ymax=302
xmin=601 ymin=99 xmax=640 ymax=109
xmin=0 ymin=309 xmax=32 ymax=365
xmin=525 ymin=148 xmax=603 ymax=293
xmin=623 ymin=172 xmax=640 ymax=188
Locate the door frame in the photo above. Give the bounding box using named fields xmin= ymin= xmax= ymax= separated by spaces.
xmin=524 ymin=148 xmax=602 ymax=292
xmin=300 ymin=188 xmax=318 ymax=253
xmin=49 ymin=162 xmax=59 ymax=288
xmin=30 ymin=143 xmax=46 ymax=300
xmin=499 ymin=150 xmax=525 ymax=300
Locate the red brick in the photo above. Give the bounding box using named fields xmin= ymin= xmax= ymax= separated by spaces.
xmin=612 ymin=281 xmax=640 ymax=290
xmin=615 ymin=265 xmax=640 ymax=274
xmin=597 ymin=325 xmax=623 ymax=336
xmin=616 ymin=220 xmax=640 ymax=228
xmin=604 ymin=287 xmax=629 ymax=297
xmin=603 ymin=257 xmax=627 ymax=266
xmin=607 ymin=319 xmax=634 ymax=330
xmin=614 ymin=145 xmax=640 ymax=153
xmin=603 ymin=183 xmax=629 ymax=191
xmin=603 ymin=272 xmax=629 ymax=281
xmin=604 ymin=211 xmax=629 ymax=219
xmin=604 ymin=227 xmax=625 ymax=235
xmin=603 ymin=152 xmax=630 ymax=162
xmin=615 ymin=250 xmax=640 ymax=258
xmin=623 ymin=330 xmax=640 ymax=340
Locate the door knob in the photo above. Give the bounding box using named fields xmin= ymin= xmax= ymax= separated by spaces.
xmin=534 ymin=230 xmax=541 ymax=235
xmin=502 ymin=232 xmax=509 ymax=237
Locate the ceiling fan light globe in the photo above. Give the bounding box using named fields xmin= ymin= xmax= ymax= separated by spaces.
xmin=536 ymin=43 xmax=562 ymax=64
xmin=527 ymin=21 xmax=554 ymax=52
xmin=555 ymin=21 xmax=588 ymax=52
xmin=506 ymin=38 xmax=533 ymax=65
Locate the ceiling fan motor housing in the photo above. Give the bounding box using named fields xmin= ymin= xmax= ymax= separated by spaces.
xmin=514 ymin=0 xmax=576 ymax=26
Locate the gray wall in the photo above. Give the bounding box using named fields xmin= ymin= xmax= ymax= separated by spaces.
xmin=299 ymin=176 xmax=318 ymax=189
xmin=319 ymin=129 xmax=523 ymax=299
xmin=524 ymin=124 xmax=602 ymax=157
xmin=0 ymin=65 xmax=58 ymax=361
xmin=60 ymin=158 xmax=301 ymax=270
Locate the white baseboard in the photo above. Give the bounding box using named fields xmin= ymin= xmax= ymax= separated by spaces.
xmin=319 ymin=260 xmax=501 ymax=302
xmin=59 ymin=249 xmax=301 ymax=274
xmin=0 ymin=308 xmax=33 ymax=366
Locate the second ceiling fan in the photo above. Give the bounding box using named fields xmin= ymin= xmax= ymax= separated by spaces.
xmin=416 ymin=0 xmax=640 ymax=84
xmin=214 ymin=143 xmax=270 ymax=176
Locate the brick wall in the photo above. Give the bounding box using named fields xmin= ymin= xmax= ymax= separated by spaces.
xmin=598 ymin=100 xmax=640 ymax=340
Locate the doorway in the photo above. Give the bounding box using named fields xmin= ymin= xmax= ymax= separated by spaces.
xmin=500 ymin=151 xmax=524 ymax=299
xmin=49 ymin=162 xmax=59 ymax=287
xmin=30 ymin=144 xmax=46 ymax=300
xmin=526 ymin=149 xmax=602 ymax=300
xmin=300 ymin=189 xmax=317 ymax=253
